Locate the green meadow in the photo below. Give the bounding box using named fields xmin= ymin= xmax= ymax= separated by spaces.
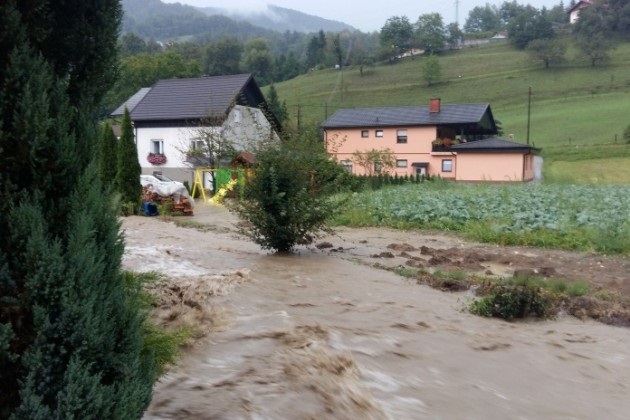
xmin=271 ymin=40 xmax=630 ymax=184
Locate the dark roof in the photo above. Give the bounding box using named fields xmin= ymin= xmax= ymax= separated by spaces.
xmin=321 ymin=104 xmax=492 ymax=129
xmin=110 ymin=87 xmax=151 ymax=117
xmin=451 ymin=137 xmax=540 ymax=153
xmin=568 ymin=0 xmax=593 ymax=13
xmin=115 ymin=74 xmax=271 ymax=123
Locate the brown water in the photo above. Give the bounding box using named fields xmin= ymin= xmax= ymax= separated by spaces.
xmin=122 ymin=205 xmax=630 ymax=419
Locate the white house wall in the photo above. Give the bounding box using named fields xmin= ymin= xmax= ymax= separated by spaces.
xmin=134 ymin=105 xmax=278 ymax=184
xmin=136 ymin=126 xmax=203 ymax=183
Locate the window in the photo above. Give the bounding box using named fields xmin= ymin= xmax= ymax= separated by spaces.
xmin=361 ymin=130 xmax=369 ymax=138
xmin=374 ymin=161 xmax=382 ymax=173
xmin=396 ymin=159 xmax=408 ymax=168
xmin=190 ymin=138 xmax=204 ymax=151
xmin=233 ymin=108 xmax=242 ymax=123
xmin=375 ymin=130 xmax=384 ymax=138
xmin=340 ymin=160 xmax=353 ymax=173
xmin=150 ymin=139 xmax=164 ymax=154
xmin=442 ymin=159 xmax=453 ymax=172
xmin=397 ymin=129 xmax=407 ymax=143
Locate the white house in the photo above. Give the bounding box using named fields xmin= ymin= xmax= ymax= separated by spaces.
xmin=111 ymin=74 xmax=280 ymax=185
xmin=569 ymin=0 xmax=593 ymax=24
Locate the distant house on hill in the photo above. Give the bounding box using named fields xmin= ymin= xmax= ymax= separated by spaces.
xmin=569 ymin=0 xmax=593 ymax=24
xmin=111 ymin=74 xmax=279 ymax=186
xmin=321 ymin=98 xmax=541 ymax=182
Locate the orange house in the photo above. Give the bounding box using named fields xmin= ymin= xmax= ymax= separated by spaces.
xmin=321 ymin=98 xmax=541 ymax=182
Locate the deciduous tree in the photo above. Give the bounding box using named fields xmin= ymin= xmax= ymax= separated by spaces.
xmin=422 ymin=54 xmax=442 ymax=86
xmin=242 ymin=38 xmax=274 ymax=86
xmin=204 ymin=37 xmax=243 ymax=76
xmin=380 ymin=16 xmax=414 ymax=56
xmin=526 ymin=38 xmax=567 ymax=68
xmin=507 ymin=6 xmax=555 ymax=49
xmin=464 ymin=4 xmax=502 ymax=33
xmin=415 ymin=13 xmax=446 ymax=53
xmin=230 ymin=129 xmax=341 ymax=252
xmin=352 ymin=148 xmax=396 ymax=176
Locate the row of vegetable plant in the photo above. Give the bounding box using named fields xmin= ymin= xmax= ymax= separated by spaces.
xmin=332 ymin=182 xmax=630 ymax=254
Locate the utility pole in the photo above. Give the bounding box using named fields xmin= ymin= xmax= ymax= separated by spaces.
xmin=526 ymin=86 xmax=532 ymax=145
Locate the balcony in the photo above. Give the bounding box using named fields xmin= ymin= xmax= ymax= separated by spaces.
xmin=431 ymin=138 xmax=460 ymax=153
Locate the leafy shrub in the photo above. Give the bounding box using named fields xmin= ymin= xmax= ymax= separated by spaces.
xmin=230 ymin=141 xmax=340 ymax=253
xmin=470 ymin=284 xmax=557 ymax=320
xmin=121 ymin=200 xmax=140 ymax=216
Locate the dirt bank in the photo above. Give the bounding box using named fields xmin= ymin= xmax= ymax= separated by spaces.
xmin=122 ymin=203 xmax=630 ymax=419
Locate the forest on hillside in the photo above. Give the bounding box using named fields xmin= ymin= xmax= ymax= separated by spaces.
xmin=107 ymin=0 xmax=630 ymax=117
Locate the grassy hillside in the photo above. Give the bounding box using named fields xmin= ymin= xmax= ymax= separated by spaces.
xmin=271 ymin=40 xmax=630 ymax=183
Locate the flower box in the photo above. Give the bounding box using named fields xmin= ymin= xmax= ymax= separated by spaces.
xmin=147 ymin=153 xmax=167 ymax=165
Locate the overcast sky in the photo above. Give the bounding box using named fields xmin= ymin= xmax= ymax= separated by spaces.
xmin=164 ymin=0 xmax=564 ymax=32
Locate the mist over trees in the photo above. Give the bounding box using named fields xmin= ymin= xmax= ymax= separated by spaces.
xmin=106 ymin=0 xmax=630 ymax=114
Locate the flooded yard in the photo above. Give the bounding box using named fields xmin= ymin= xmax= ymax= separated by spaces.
xmin=122 ymin=203 xmax=630 ymax=419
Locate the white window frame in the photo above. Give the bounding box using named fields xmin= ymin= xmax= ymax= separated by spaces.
xmin=190 ymin=138 xmax=205 ymax=151
xmin=397 ymin=129 xmax=408 ymax=143
xmin=375 ymin=129 xmax=384 ymax=138
xmin=396 ymin=159 xmax=408 ymax=168
xmin=150 ymin=139 xmax=164 ymax=154
xmin=442 ymin=159 xmax=453 ymax=172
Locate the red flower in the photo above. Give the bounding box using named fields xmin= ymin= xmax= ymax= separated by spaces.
xmin=147 ymin=153 xmax=167 ymax=165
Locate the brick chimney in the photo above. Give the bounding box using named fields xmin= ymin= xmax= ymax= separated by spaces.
xmin=429 ymin=97 xmax=441 ymax=113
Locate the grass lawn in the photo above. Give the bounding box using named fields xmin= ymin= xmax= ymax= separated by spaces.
xmin=544 ymin=157 xmax=630 ymax=184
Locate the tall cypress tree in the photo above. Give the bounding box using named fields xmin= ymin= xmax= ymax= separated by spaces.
xmin=0 ymin=1 xmax=154 ymax=418
xmin=100 ymin=122 xmax=119 ymax=189
xmin=116 ymin=108 xmax=142 ymax=209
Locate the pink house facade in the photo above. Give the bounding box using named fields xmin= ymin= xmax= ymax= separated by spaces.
xmin=322 ymin=98 xmax=540 ymax=182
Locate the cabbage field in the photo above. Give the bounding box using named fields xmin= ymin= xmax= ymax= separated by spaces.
xmin=334 ymin=183 xmax=630 ymax=254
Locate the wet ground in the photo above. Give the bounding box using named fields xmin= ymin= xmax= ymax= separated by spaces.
xmin=122 ymin=203 xmax=630 ymax=419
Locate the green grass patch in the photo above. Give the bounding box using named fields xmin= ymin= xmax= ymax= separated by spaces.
xmin=544 ymin=156 xmax=630 ymax=184
xmin=123 ymin=271 xmax=192 ymax=376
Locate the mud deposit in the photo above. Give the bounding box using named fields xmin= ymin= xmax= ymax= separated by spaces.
xmin=122 ymin=204 xmax=630 ymax=419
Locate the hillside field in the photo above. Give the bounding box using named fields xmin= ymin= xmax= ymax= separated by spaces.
xmin=271 ymin=41 xmax=630 ymax=184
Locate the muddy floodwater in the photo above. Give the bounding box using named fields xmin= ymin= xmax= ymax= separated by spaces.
xmin=122 ymin=203 xmax=630 ymax=419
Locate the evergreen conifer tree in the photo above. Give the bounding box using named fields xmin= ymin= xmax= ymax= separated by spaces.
xmin=100 ymin=122 xmax=119 ymax=189
xmin=116 ymin=108 xmax=142 ymax=212
xmin=0 ymin=1 xmax=155 ymax=418
xmin=266 ymin=84 xmax=288 ymax=124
